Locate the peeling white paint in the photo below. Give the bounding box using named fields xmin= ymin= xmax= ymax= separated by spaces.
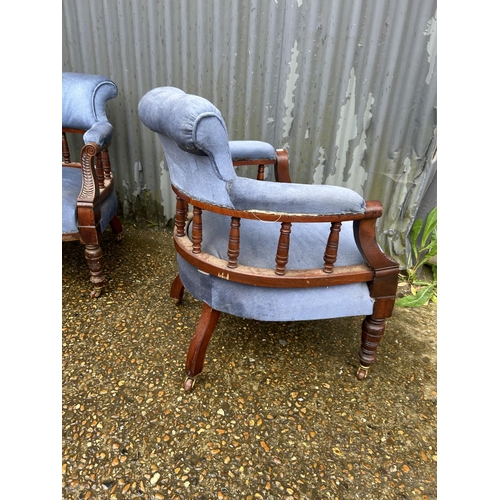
xmin=282 ymin=40 xmax=300 ymax=140
xmin=132 ymin=161 xmax=142 ymax=197
xmin=159 ymin=160 xmax=173 ymax=220
xmin=333 ymin=68 xmax=358 ymax=181
xmin=424 ymin=14 xmax=437 ymax=85
xmin=380 ymin=150 xmax=427 ymax=259
xmin=312 ymin=146 xmax=326 ymax=184
xmin=347 ymin=92 xmax=374 ymax=193
xmin=297 ymin=0 xmax=303 ymax=6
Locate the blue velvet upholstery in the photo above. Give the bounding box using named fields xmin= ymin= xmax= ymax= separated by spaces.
xmin=62 ymin=72 xmax=118 ymax=147
xmin=229 ymin=140 xmax=277 ymax=162
xmin=138 ymin=86 xmax=375 ymax=323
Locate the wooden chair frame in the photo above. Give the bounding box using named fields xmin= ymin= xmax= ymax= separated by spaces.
xmin=170 ymin=153 xmax=400 ymax=391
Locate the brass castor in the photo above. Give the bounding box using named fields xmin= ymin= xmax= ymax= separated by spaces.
xmin=184 ymin=377 xmax=196 ymax=392
xmin=356 ymin=365 xmax=370 ymax=381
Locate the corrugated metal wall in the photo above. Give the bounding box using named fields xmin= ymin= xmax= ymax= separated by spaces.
xmin=62 ymin=0 xmax=437 ymax=264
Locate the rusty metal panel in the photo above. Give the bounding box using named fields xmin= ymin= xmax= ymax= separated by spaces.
xmin=62 ymin=0 xmax=436 ymax=264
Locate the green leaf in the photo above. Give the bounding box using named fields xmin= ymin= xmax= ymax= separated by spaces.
xmin=410 ymin=219 xmax=423 ymax=261
xmin=421 ymin=207 xmax=437 ymax=248
xmin=396 ymin=284 xmax=436 ymax=307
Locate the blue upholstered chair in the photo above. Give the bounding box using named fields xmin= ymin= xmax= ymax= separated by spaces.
xmin=62 ymin=72 xmax=123 ymax=298
xmin=138 ymin=86 xmax=400 ymax=391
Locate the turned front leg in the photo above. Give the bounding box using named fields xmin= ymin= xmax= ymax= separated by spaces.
xmin=357 ymin=315 xmax=386 ymax=380
xmin=85 ymin=244 xmax=105 ymax=298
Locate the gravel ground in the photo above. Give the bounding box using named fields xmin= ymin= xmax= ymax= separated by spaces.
xmin=62 ymin=220 xmax=437 ymax=499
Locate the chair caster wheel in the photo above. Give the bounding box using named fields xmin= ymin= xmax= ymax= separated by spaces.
xmin=356 ymin=365 xmax=370 ymax=381
xmin=184 ymin=377 xmax=196 ymax=392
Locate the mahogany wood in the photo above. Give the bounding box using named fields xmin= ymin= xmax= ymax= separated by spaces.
xmin=170 ymin=274 xmax=185 ymax=303
xmin=191 ymin=206 xmax=203 ymax=254
xmin=227 ymin=217 xmax=241 ymax=268
xmin=275 ymin=222 xmax=292 ymax=275
xmin=102 ymin=149 xmax=112 ymax=182
xmin=357 ymin=315 xmax=387 ymax=380
xmin=84 ymin=244 xmax=105 ymax=298
xmin=62 ymin=132 xmax=71 ymax=163
xmin=185 ymin=302 xmax=221 ymax=388
xmin=323 ymin=222 xmax=342 ymax=273
xmin=175 ymin=196 xmax=187 ymax=237
xmin=275 ymin=149 xmax=292 ymax=183
xmin=174 ymin=234 xmax=374 ymax=288
xmin=257 ymin=164 xmax=265 ymax=180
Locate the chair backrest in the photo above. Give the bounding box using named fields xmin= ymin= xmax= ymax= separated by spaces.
xmin=138 ymin=86 xmax=238 ymax=208
xmin=62 ymin=72 xmax=118 ymax=148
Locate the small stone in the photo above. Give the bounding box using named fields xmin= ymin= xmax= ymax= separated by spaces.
xmin=150 ymin=472 xmax=161 ymax=485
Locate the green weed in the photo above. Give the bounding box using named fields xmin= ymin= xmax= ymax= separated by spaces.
xmin=396 ymin=206 xmax=437 ymax=308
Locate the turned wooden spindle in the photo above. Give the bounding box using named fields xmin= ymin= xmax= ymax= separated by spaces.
xmin=192 ymin=206 xmax=203 ymax=254
xmin=275 ymin=222 xmax=292 ymax=275
xmin=101 ymin=149 xmax=112 ymax=182
xmin=227 ymin=217 xmax=241 ymax=268
xmin=257 ymin=164 xmax=265 ymax=181
xmin=175 ymin=196 xmax=187 ymax=237
xmin=95 ymin=153 xmax=105 ymax=190
xmin=62 ymin=132 xmax=71 ymax=163
xmin=323 ymin=222 xmax=342 ymax=273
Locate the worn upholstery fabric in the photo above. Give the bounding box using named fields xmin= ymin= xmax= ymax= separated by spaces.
xmin=227 ymin=176 xmax=365 ymax=215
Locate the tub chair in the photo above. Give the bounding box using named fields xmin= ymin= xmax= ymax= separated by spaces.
xmin=138 ymin=86 xmax=399 ymax=391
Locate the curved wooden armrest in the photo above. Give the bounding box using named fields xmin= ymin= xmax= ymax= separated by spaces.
xmin=68 ymin=141 xmax=114 ymax=205
xmin=353 ymin=201 xmax=400 ymax=298
xmin=77 ymin=142 xmax=102 ymax=204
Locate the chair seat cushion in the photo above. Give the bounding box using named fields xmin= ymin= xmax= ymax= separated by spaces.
xmin=62 ymin=166 xmax=118 ymax=235
xmin=227 ymin=177 xmax=366 ymax=215
xmin=178 ymin=212 xmax=374 ymax=322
